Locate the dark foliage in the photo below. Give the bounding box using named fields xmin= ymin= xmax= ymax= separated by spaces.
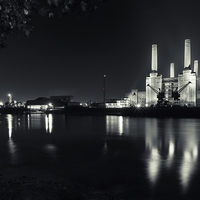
xmin=0 ymin=0 xmax=107 ymax=48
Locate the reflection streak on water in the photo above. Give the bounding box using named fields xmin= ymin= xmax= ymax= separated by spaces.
xmin=44 ymin=144 xmax=57 ymax=161
xmin=45 ymin=114 xmax=53 ymax=133
xmin=27 ymin=114 xmax=30 ymax=129
xmin=166 ymin=138 xmax=175 ymax=169
xmin=144 ymin=118 xmax=199 ymax=192
xmin=26 ymin=114 xmax=53 ymax=132
xmin=7 ymin=114 xmax=17 ymax=164
xmin=118 ymin=116 xmax=123 ymax=135
xmin=179 ymin=123 xmax=198 ymax=192
xmin=106 ymin=116 xmax=128 ymax=135
xmin=145 ymin=119 xmax=161 ymax=186
xmin=102 ymin=141 xmax=108 ymax=155
xmin=148 ymin=148 xmax=161 ymax=186
xmin=180 ymin=146 xmax=198 ymax=192
xmin=28 ymin=114 xmax=43 ymax=129
xmin=7 ymin=114 xmax=12 ymax=138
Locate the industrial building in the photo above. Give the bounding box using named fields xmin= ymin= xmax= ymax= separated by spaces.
xmin=126 ymin=39 xmax=200 ymax=107
xmin=105 ymin=98 xmax=130 ymax=108
xmin=26 ymin=95 xmax=74 ymax=111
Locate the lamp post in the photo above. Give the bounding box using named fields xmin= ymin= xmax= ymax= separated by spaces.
xmin=103 ymin=75 xmax=106 ymax=104
xmin=8 ymin=94 xmax=12 ymax=104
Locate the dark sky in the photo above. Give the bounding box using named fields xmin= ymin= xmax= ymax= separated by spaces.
xmin=1 ymin=0 xmax=200 ymax=103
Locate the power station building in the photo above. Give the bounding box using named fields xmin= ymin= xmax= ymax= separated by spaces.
xmin=126 ymin=39 xmax=200 ymax=107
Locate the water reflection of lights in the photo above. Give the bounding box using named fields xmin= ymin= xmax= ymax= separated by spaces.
xmin=28 ymin=114 xmax=43 ymax=129
xmin=178 ymin=122 xmax=199 ymax=193
xmin=44 ymin=144 xmax=57 ymax=161
xmin=179 ymin=145 xmax=198 ymax=193
xmin=102 ymin=140 xmax=108 ymax=155
xmin=166 ymin=138 xmax=175 ymax=168
xmin=7 ymin=114 xmax=17 ymax=164
xmin=144 ymin=119 xmax=199 ymax=193
xmin=145 ymin=119 xmax=160 ymax=187
xmin=118 ymin=116 xmax=123 ymax=135
xmin=27 ymin=114 xmax=30 ymax=129
xmin=7 ymin=114 xmax=12 ymax=138
xmin=45 ymin=114 xmax=53 ymax=133
xmin=106 ymin=116 xmax=125 ymax=136
xmin=147 ymin=148 xmax=161 ymax=186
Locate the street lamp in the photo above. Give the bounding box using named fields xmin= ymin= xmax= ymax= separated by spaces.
xmin=8 ymin=94 xmax=12 ymax=104
xmin=103 ymin=75 xmax=106 ymax=104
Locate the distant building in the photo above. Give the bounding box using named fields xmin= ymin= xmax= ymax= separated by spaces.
xmin=50 ymin=95 xmax=74 ymax=102
xmin=127 ymin=39 xmax=200 ymax=107
xmin=26 ymin=97 xmax=50 ymax=110
xmin=105 ymin=98 xmax=130 ymax=108
xmin=67 ymin=102 xmax=81 ymax=106
xmin=89 ymin=102 xmax=105 ymax=108
xmin=26 ymin=95 xmax=74 ymax=111
xmin=50 ymin=96 xmax=74 ymax=109
xmin=125 ymin=89 xmax=146 ymax=107
xmin=146 ymin=39 xmax=198 ymax=107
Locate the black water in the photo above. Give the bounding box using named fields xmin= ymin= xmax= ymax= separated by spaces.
xmin=1 ymin=114 xmax=200 ymax=199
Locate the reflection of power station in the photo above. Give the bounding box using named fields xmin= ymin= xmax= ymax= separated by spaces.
xmin=144 ymin=118 xmax=198 ymax=191
xmin=126 ymin=39 xmax=200 ymax=107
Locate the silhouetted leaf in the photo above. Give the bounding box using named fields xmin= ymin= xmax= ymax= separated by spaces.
xmin=0 ymin=0 xmax=107 ymax=49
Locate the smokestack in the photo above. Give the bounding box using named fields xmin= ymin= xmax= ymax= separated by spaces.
xmin=151 ymin=44 xmax=157 ymax=71
xmin=194 ymin=60 xmax=198 ymax=77
xmin=170 ymin=63 xmax=175 ymax=78
xmin=184 ymin=39 xmax=191 ymax=68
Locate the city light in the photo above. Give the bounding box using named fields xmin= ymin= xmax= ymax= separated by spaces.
xmin=48 ymin=103 xmax=53 ymax=107
xmin=8 ymin=93 xmax=12 ymax=104
xmin=137 ymin=104 xmax=141 ymax=108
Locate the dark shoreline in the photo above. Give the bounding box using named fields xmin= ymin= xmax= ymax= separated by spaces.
xmin=64 ymin=106 xmax=200 ymax=118
xmin=0 ymin=173 xmax=119 ymax=200
xmin=1 ymin=106 xmax=200 ymax=118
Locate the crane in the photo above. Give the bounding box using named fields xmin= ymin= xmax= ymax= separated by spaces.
xmin=172 ymin=81 xmax=191 ymax=102
xmin=147 ymin=84 xmax=166 ymax=105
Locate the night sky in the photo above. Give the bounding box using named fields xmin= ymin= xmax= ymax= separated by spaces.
xmin=1 ymin=0 xmax=200 ymax=103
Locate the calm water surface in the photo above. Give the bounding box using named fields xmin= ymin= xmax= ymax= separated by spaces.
xmin=1 ymin=114 xmax=200 ymax=199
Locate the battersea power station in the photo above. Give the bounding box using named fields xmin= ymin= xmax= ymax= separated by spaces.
xmin=122 ymin=39 xmax=200 ymax=108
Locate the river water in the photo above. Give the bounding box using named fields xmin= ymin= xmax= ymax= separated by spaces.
xmin=0 ymin=114 xmax=200 ymax=199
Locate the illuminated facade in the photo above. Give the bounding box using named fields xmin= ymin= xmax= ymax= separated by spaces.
xmin=145 ymin=39 xmax=199 ymax=107
xmin=146 ymin=71 xmax=162 ymax=106
xmin=162 ymin=77 xmax=178 ymax=103
xmin=105 ymin=98 xmax=130 ymax=108
xmin=178 ymin=67 xmax=197 ymax=106
xmin=146 ymin=44 xmax=162 ymax=106
xmin=26 ymin=97 xmax=49 ymax=110
xmin=125 ymin=39 xmax=200 ymax=107
xmin=178 ymin=40 xmax=197 ymax=106
xmin=125 ymin=89 xmax=146 ymax=107
xmin=26 ymin=95 xmax=74 ymax=111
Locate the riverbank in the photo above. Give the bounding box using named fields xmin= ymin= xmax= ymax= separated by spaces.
xmin=0 ymin=107 xmax=27 ymax=114
xmin=0 ymin=173 xmax=133 ymax=200
xmin=64 ymin=106 xmax=200 ymax=118
xmin=0 ymin=174 xmax=74 ymax=200
xmin=1 ymin=106 xmax=200 ymax=118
